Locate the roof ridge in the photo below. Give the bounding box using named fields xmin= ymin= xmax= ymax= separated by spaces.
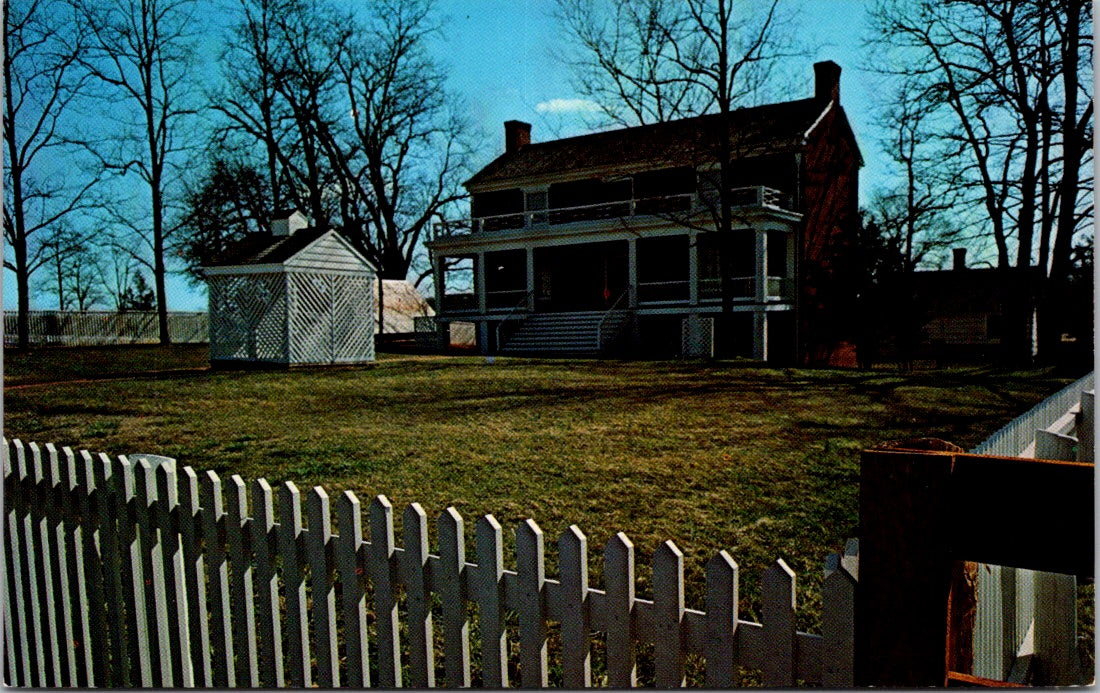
xmin=516 ymin=97 xmax=821 ymax=152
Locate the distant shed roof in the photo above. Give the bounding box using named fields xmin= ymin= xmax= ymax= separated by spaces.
xmin=466 ymin=98 xmax=839 ymax=190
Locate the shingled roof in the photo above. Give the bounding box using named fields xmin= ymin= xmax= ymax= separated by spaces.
xmin=203 ymin=226 xmax=373 ymax=267
xmin=465 ymin=97 xmax=836 ymax=190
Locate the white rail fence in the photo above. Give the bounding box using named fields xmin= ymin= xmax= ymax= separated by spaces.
xmin=967 ymin=371 xmax=1093 ymax=684
xmin=3 ymin=311 xmax=208 ymax=346
xmin=1 ymin=438 xmax=857 ymax=688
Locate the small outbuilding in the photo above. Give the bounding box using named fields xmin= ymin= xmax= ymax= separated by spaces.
xmin=203 ymin=211 xmax=377 ymax=367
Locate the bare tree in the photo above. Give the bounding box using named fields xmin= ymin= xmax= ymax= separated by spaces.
xmin=871 ymin=79 xmax=968 ymax=272
xmin=555 ymin=0 xmax=799 ymax=127
xmin=868 ymin=0 xmax=1093 ymax=362
xmin=209 ymin=0 xmax=471 ymax=285
xmin=324 ymin=0 xmax=471 ymax=280
xmin=555 ymin=0 xmax=710 ymax=126
xmin=4 ymin=0 xmax=98 ymax=348
xmin=37 ymin=224 xmax=103 ymax=310
xmin=71 ymin=0 xmax=200 ymax=344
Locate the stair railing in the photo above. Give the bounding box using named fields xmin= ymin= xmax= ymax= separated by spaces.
xmin=494 ymin=289 xmax=534 ymax=353
xmin=596 ymin=287 xmax=632 ymax=353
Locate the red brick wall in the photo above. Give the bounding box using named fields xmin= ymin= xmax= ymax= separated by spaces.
xmin=798 ymin=107 xmax=861 ymax=366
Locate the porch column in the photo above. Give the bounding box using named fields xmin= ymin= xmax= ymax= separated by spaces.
xmin=477 ymin=321 xmax=490 ymax=355
xmin=526 ymin=247 xmax=536 ymax=311
xmin=627 ymin=238 xmax=638 ymax=308
xmin=753 ymin=230 xmax=769 ymax=360
xmin=432 ymin=252 xmax=444 ymax=313
xmin=688 ymin=231 xmax=699 ymax=306
xmin=432 ymin=252 xmax=447 ymax=350
xmin=755 ymin=229 xmax=768 ymax=302
xmin=476 ymin=252 xmax=487 ymax=314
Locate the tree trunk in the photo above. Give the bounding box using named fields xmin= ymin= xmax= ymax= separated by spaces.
xmin=15 ymin=241 xmax=30 ymax=350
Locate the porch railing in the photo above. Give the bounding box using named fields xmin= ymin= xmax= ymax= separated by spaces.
xmin=697 ymin=276 xmax=794 ymax=301
xmin=434 ymin=187 xmax=790 ymax=237
xmin=494 ymin=290 xmax=534 ymax=351
xmin=596 ymin=287 xmax=632 ymax=353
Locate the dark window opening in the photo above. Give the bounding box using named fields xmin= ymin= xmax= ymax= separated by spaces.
xmin=485 ymin=249 xmax=527 ymax=309
xmin=548 ymin=178 xmax=632 ymax=223
xmin=727 ymin=153 xmax=797 ymax=192
xmin=638 ymin=236 xmax=689 ymax=302
xmin=472 ymin=189 xmax=524 ymax=231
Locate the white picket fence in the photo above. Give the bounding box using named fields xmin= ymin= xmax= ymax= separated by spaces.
xmin=1 ymin=438 xmax=858 ymax=688
xmin=3 ymin=311 xmax=208 ymax=346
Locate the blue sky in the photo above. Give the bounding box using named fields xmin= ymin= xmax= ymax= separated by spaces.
xmin=5 ymin=0 xmax=888 ymax=312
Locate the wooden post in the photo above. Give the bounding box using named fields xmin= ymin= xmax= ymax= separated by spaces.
xmin=653 ymin=540 xmax=685 ymax=688
xmin=856 ymin=447 xmax=957 ymax=686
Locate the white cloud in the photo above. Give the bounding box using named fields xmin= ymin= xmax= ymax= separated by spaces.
xmin=535 ymin=98 xmax=602 ymax=114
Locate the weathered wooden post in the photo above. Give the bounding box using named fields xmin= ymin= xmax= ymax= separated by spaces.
xmin=856 ymin=440 xmax=1094 ymax=687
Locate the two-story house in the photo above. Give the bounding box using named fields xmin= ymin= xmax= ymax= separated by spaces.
xmin=428 ymin=61 xmax=861 ymax=363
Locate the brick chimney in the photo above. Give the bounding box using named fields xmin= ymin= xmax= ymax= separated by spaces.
xmin=504 ymin=120 xmax=531 ymax=154
xmin=814 ymin=60 xmax=841 ymax=104
xmin=953 ymin=247 xmax=967 ymax=271
xmin=271 ymin=209 xmax=308 ymax=237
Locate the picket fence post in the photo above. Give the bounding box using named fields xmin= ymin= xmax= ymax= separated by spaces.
xmin=178 ymin=467 xmax=212 ymax=687
xmin=560 ymin=524 xmax=592 ymax=687
xmin=338 ymin=491 xmax=370 ymax=687
xmin=307 ymin=486 xmax=339 ymax=688
xmin=201 ymin=470 xmax=235 ymax=687
xmin=278 ymin=481 xmax=310 ymax=687
xmin=517 ymin=518 xmax=549 ymax=687
xmin=604 ymin=532 xmax=637 ymax=687
xmin=704 ymin=551 xmax=739 ymax=687
xmin=475 ymin=514 xmax=509 ymax=688
xmin=403 ymin=502 xmax=435 ymax=687
xmin=439 ymin=507 xmax=472 ymax=687
xmin=653 ymin=540 xmax=686 ymax=687
xmin=370 ymin=494 xmax=402 ymax=687
xmin=251 ymin=478 xmax=284 ymax=687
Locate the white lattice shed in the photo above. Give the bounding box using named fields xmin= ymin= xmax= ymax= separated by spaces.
xmin=203 ymin=220 xmax=377 ymax=366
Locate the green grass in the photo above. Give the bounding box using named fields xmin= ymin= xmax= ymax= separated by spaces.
xmin=3 ymin=346 xmax=1076 ymax=639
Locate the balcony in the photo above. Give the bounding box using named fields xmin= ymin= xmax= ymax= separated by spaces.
xmin=433 ymin=186 xmax=791 ymax=237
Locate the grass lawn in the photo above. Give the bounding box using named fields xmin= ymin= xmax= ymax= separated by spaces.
xmin=3 ymin=345 xmax=1079 ymax=640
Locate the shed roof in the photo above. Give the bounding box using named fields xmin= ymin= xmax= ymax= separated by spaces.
xmin=466 ymin=98 xmax=845 ymax=189
xmin=203 ymin=227 xmax=374 ymax=269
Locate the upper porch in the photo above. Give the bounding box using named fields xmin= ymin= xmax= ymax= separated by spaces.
xmin=433 ymin=185 xmax=797 ymax=239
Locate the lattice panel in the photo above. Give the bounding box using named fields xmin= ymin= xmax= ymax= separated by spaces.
xmin=288 ymin=273 xmax=333 ymax=364
xmin=329 ymin=274 xmax=375 ymax=363
xmin=681 ymin=315 xmax=714 ymax=358
xmin=287 ymin=271 xmax=374 ymax=364
xmin=208 ymin=274 xmax=288 ymax=362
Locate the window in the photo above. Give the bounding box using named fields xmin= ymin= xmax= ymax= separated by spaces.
xmin=526 ymin=190 xmax=547 ymax=225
